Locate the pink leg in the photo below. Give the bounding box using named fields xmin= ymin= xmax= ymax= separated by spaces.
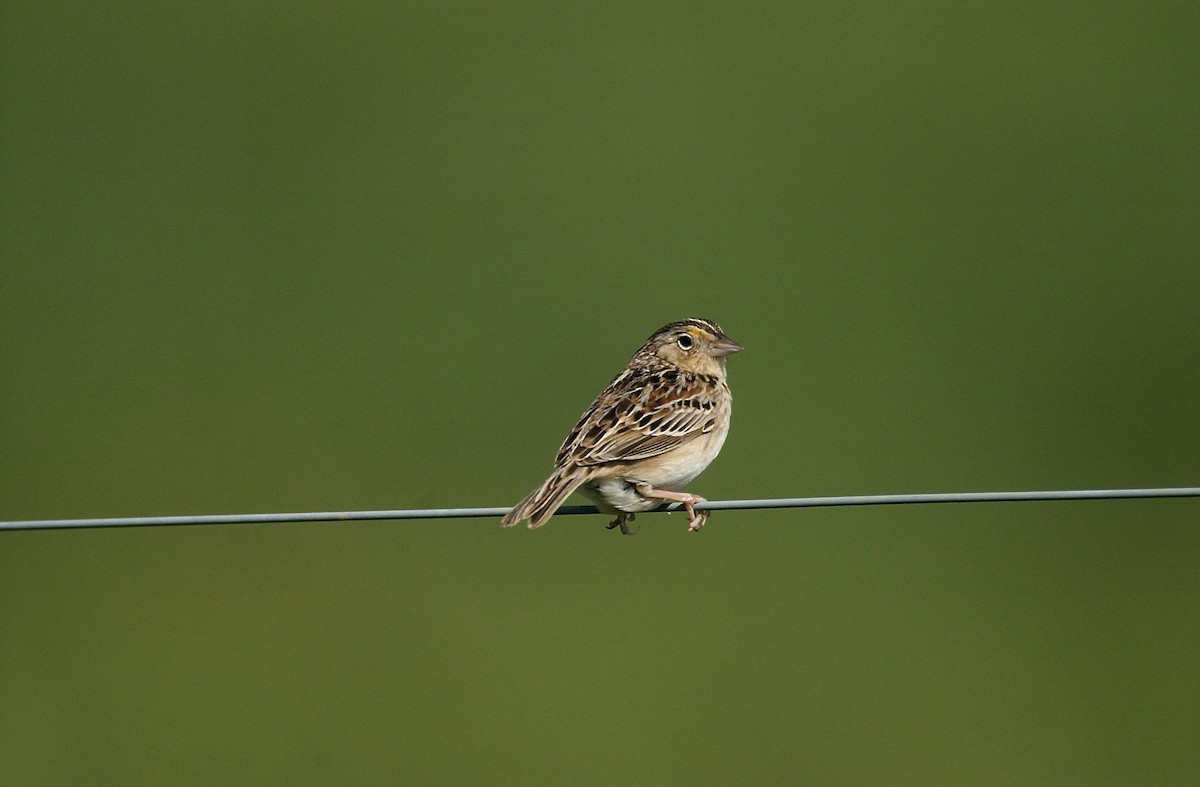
xmin=634 ymin=484 xmax=709 ymax=532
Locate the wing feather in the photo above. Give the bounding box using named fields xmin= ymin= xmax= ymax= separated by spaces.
xmin=556 ymin=367 xmax=723 ymax=467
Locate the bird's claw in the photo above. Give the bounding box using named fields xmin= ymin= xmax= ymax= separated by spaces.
xmin=681 ymin=496 xmax=708 ymax=532
xmin=606 ymin=513 xmax=638 ymax=535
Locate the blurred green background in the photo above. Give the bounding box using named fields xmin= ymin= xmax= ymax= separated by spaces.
xmin=2 ymin=2 xmax=1198 ymax=784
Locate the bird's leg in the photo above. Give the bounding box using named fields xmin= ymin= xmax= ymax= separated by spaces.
xmin=633 ymin=484 xmax=709 ymax=532
xmin=605 ymin=512 xmax=637 ymax=535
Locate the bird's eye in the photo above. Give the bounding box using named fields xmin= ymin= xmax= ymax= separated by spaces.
xmin=676 ymin=334 xmax=694 ymax=350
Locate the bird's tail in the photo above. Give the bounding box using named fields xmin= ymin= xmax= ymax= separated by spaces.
xmin=502 ymin=466 xmax=590 ymax=528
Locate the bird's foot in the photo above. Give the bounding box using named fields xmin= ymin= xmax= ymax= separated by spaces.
xmin=605 ymin=512 xmax=638 ymax=535
xmin=678 ymin=495 xmax=708 ymax=531
xmin=632 ymin=483 xmax=709 ymax=532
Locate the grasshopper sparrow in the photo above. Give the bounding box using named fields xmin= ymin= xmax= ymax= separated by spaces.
xmin=502 ymin=318 xmax=742 ymax=534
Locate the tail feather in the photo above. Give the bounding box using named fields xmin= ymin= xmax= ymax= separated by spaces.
xmin=502 ymin=467 xmax=590 ymax=528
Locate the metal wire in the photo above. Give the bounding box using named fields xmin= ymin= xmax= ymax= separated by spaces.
xmin=1 ymin=487 xmax=1197 ymax=532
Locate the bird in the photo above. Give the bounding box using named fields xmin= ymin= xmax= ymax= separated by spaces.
xmin=502 ymin=318 xmax=742 ymax=534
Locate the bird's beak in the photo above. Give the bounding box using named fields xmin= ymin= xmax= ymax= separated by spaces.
xmin=707 ymin=335 xmax=743 ymax=357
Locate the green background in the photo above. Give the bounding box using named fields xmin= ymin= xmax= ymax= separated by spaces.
xmin=3 ymin=3 xmax=1198 ymax=784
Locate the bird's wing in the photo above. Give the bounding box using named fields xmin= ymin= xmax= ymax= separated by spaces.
xmin=556 ymin=367 xmax=723 ymax=467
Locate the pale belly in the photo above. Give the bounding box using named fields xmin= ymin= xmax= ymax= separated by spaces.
xmin=578 ymin=422 xmax=730 ymax=513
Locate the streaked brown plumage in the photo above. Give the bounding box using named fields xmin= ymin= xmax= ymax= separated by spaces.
xmin=502 ymin=318 xmax=741 ymax=533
